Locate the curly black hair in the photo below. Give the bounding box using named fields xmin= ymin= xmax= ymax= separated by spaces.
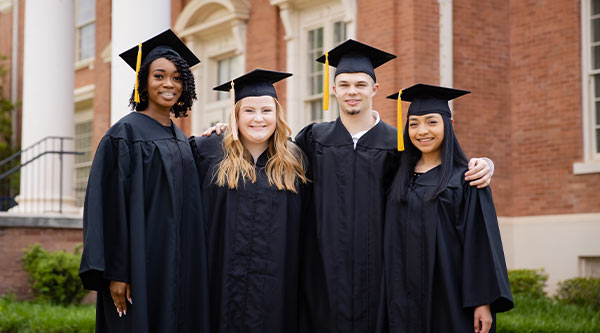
xmin=128 ymin=53 xmax=197 ymax=118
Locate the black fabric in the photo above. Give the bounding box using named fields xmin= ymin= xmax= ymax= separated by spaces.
xmin=119 ymin=29 xmax=200 ymax=70
xmin=190 ymin=134 xmax=306 ymax=333
xmin=79 ymin=112 xmax=209 ymax=332
xmin=379 ymin=165 xmax=513 ymax=333
xmin=315 ymin=39 xmax=396 ymax=82
xmin=213 ymin=69 xmax=292 ymax=103
xmin=295 ymin=118 xmax=400 ymax=332
xmin=386 ymin=84 xmax=470 ymax=118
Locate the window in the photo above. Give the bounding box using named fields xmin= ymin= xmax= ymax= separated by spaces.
xmin=217 ymin=56 xmax=240 ymax=101
xmin=590 ymin=0 xmax=600 ymax=155
xmin=579 ymin=256 xmax=600 ymax=278
xmin=76 ymin=0 xmax=95 ymax=61
xmin=73 ymin=109 xmax=93 ymax=207
xmin=305 ymin=21 xmax=347 ymax=123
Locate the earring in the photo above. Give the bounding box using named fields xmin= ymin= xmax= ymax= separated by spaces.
xmin=177 ymin=101 xmax=185 ymax=106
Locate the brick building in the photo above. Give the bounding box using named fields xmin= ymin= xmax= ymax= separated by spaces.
xmin=0 ymin=0 xmax=598 ymax=296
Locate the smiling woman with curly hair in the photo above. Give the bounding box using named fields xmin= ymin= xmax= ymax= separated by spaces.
xmin=79 ymin=30 xmax=209 ymax=332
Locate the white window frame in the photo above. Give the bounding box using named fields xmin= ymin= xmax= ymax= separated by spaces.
xmin=73 ymin=85 xmax=94 ymax=207
xmin=301 ymin=18 xmax=349 ymax=124
xmin=271 ymin=0 xmax=356 ymax=134
xmin=576 ymin=0 xmax=600 ymax=174
xmin=75 ymin=0 xmax=95 ymax=68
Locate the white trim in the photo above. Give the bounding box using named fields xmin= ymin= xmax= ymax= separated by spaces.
xmin=438 ymin=0 xmax=453 ymax=88
xmin=73 ymin=84 xmax=95 ymax=103
xmin=499 ymin=212 xmax=600 ymax=225
xmin=576 ymin=0 xmax=600 ymax=173
xmin=0 ymin=0 xmax=12 ymax=13
xmin=74 ymin=57 xmax=94 ymax=70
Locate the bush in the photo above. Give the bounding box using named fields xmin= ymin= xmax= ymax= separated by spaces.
xmin=0 ymin=295 xmax=95 ymax=333
xmin=508 ymin=268 xmax=548 ymax=299
xmin=556 ymin=277 xmax=600 ymax=310
xmin=21 ymin=244 xmax=87 ymax=305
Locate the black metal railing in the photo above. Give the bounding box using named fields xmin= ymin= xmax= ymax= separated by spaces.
xmin=0 ymin=136 xmax=83 ymax=213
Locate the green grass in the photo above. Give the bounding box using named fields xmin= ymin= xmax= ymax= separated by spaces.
xmin=0 ymin=295 xmax=95 ymax=333
xmin=497 ymin=294 xmax=600 ymax=333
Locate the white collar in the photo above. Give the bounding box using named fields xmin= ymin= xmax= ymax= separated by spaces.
xmin=351 ymin=110 xmax=381 ymax=149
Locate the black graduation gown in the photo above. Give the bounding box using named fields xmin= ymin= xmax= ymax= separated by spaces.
xmin=190 ymin=134 xmax=304 ymax=333
xmin=79 ymin=112 xmax=210 ymax=332
xmin=381 ymin=166 xmax=513 ymax=333
xmin=295 ymin=118 xmax=400 ymax=332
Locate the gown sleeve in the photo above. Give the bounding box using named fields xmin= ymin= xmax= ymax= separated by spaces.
xmin=459 ymin=185 xmax=514 ymax=313
xmin=294 ymin=123 xmax=315 ymax=156
xmin=79 ymin=136 xmax=131 ymax=291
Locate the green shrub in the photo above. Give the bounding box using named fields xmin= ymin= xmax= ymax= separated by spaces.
xmin=556 ymin=277 xmax=600 ymax=310
xmin=508 ymin=268 xmax=548 ymax=299
xmin=0 ymin=295 xmax=95 ymax=332
xmin=21 ymin=244 xmax=87 ymax=305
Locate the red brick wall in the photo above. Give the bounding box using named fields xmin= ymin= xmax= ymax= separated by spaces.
xmin=507 ymin=0 xmax=599 ymax=216
xmin=0 ymin=227 xmax=83 ymax=299
xmin=91 ymin=0 xmax=112 ymax=153
xmin=245 ymin=0 xmax=287 ymax=107
xmin=357 ymin=0 xmax=439 ymax=127
xmin=453 ymin=0 xmax=512 ymax=213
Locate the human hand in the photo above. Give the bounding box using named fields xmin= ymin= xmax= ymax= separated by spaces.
xmin=109 ymin=280 xmax=132 ymax=317
xmin=473 ymin=304 xmax=492 ymax=333
xmin=201 ymin=123 xmax=228 ymax=136
xmin=465 ymin=158 xmax=492 ymax=188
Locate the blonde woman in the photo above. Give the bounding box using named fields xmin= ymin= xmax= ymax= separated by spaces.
xmin=190 ymin=69 xmax=308 ymax=332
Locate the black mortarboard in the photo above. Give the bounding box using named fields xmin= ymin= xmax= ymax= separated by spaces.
xmin=386 ymin=83 xmax=470 ymax=151
xmin=213 ymin=68 xmax=292 ymax=103
xmin=316 ymin=39 xmax=396 ymax=82
xmin=315 ymin=39 xmax=396 ymax=111
xmin=119 ymin=29 xmax=201 ymax=103
xmin=213 ymin=68 xmax=292 ymax=140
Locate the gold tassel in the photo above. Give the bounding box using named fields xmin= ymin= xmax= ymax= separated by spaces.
xmin=397 ymin=90 xmax=404 ymax=151
xmin=230 ymin=81 xmax=239 ymax=141
xmin=323 ymin=52 xmax=329 ymax=112
xmin=134 ymin=43 xmax=143 ymax=103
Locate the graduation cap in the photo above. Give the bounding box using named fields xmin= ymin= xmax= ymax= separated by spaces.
xmin=213 ymin=68 xmax=292 ymax=140
xmin=119 ymin=29 xmax=201 ymax=104
xmin=316 ymin=39 xmax=396 ymax=111
xmin=387 ymin=83 xmax=470 ymax=151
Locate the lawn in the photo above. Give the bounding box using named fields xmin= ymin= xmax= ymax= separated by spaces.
xmin=497 ymin=294 xmax=600 ymax=333
xmin=0 ymin=295 xmax=95 ymax=333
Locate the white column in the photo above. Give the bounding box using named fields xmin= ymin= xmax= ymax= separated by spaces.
xmin=15 ymin=0 xmax=77 ymax=214
xmin=111 ymin=0 xmax=171 ymax=124
xmin=439 ymin=0 xmax=453 ymax=110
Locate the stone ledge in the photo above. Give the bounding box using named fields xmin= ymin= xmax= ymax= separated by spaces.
xmin=0 ymin=213 xmax=83 ymax=229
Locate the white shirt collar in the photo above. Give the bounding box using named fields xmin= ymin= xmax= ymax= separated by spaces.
xmin=351 ymin=110 xmax=381 ymax=149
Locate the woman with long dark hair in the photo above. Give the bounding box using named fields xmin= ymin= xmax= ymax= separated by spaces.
xmin=190 ymin=69 xmax=308 ymax=332
xmin=379 ymin=84 xmax=513 ymax=333
xmin=79 ymin=29 xmax=209 ymax=332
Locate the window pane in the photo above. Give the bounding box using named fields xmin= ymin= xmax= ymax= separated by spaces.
xmin=311 ymin=100 xmax=323 ymax=122
xmin=593 ymin=0 xmax=600 ymax=16
xmin=77 ymin=0 xmax=95 ymax=24
xmin=593 ymin=46 xmax=600 ymax=70
xmin=334 ymin=21 xmax=347 ymax=45
xmin=596 ymin=102 xmax=600 ymax=125
xmin=592 ymin=18 xmax=600 ymax=43
xmin=217 ymin=56 xmax=240 ymax=101
xmin=308 ymin=27 xmax=324 ymax=96
xmin=596 ymin=128 xmax=600 ymax=153
xmin=78 ymin=23 xmax=95 ymax=60
xmin=595 ymin=75 xmax=600 ymax=98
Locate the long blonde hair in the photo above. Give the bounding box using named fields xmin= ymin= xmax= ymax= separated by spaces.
xmin=214 ymin=97 xmax=308 ymax=192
